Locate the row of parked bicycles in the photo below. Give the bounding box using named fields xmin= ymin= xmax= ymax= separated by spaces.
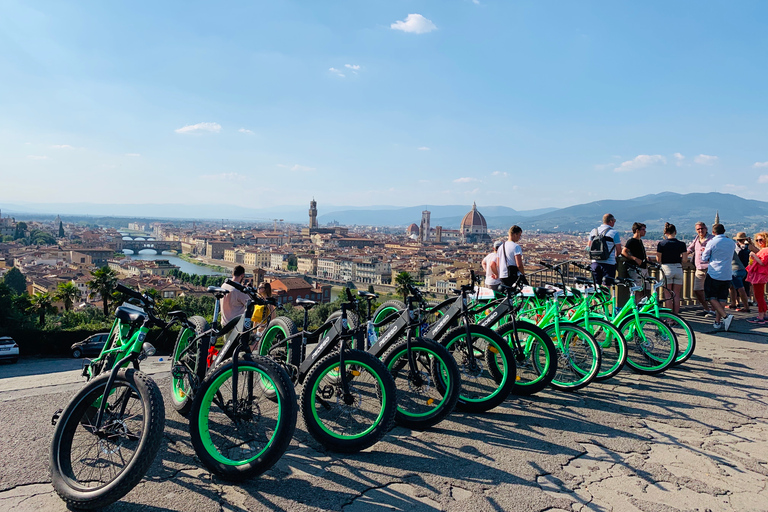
xmin=48 ymin=259 xmax=694 ymax=509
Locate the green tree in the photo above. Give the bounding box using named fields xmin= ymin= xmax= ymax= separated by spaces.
xmin=87 ymin=266 xmax=118 ymax=316
xmin=55 ymin=281 xmax=82 ymax=311
xmin=3 ymin=267 xmax=27 ymax=295
xmin=14 ymin=221 xmax=27 ymax=240
xmin=29 ymin=292 xmax=56 ymax=326
xmin=395 ymin=271 xmax=414 ymax=302
xmin=367 ymin=285 xmax=375 ymax=294
xmin=58 ymin=221 xmax=65 ymax=238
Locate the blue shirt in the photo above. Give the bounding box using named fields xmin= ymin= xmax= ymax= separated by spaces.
xmin=701 ymin=234 xmax=736 ymax=281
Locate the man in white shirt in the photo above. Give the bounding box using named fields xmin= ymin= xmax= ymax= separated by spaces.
xmin=482 ymin=240 xmax=503 ymax=290
xmin=221 ymin=265 xmax=249 ymax=325
xmin=492 ymin=225 xmax=525 ymax=287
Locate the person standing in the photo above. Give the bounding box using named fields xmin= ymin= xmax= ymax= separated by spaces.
xmin=656 ymin=222 xmax=688 ymax=315
xmin=746 ymin=232 xmax=768 ymax=324
xmin=687 ymin=221 xmax=715 ymax=317
xmin=221 ymin=265 xmax=249 ymax=325
xmin=728 ymin=232 xmax=751 ymax=312
xmin=587 ymin=213 xmax=622 ymax=285
xmin=701 ymin=224 xmax=735 ymax=331
xmin=482 ymin=240 xmax=503 ymax=291
xmin=494 ymin=226 xmax=525 ymax=287
xmin=621 ymin=222 xmax=648 ymax=300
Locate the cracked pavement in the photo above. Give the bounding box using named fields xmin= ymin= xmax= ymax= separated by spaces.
xmin=1 ymin=310 xmax=766 ymax=511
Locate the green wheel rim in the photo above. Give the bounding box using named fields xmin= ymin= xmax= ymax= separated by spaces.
xmin=658 ymin=312 xmax=694 ymax=364
xmin=547 ymin=326 xmax=599 ymax=388
xmin=198 ymin=366 xmax=282 ymax=466
xmin=623 ymin=318 xmax=676 ymax=371
xmin=444 ymin=332 xmax=509 ymax=403
xmin=517 ymin=327 xmax=552 ymax=386
xmin=259 ymin=325 xmax=293 ymax=393
xmin=310 ymin=360 xmax=388 ymax=440
xmin=172 ymin=328 xmax=195 ymax=405
xmin=584 ymin=320 xmax=625 ymax=379
xmin=386 ymin=346 xmax=450 ymax=418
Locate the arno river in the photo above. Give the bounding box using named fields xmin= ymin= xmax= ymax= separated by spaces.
xmin=123 ymin=251 xmax=226 ymax=276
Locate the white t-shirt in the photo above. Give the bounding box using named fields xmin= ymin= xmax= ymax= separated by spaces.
xmin=482 ymin=252 xmax=500 ymax=286
xmin=497 ymin=241 xmax=523 ymax=279
xmin=220 ymin=281 xmax=249 ymax=325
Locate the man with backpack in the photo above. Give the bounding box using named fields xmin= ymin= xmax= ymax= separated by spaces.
xmin=587 ymin=213 xmax=622 ymax=285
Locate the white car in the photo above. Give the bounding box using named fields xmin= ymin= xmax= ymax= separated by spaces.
xmin=0 ymin=336 xmax=19 ymax=363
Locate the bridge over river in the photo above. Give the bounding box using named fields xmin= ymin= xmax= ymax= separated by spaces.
xmin=111 ymin=239 xmax=182 ymax=253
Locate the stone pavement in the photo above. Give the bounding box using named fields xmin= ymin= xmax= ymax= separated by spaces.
xmin=1 ymin=309 xmax=766 ymax=511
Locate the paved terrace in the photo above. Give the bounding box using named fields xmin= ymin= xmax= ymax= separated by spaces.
xmin=1 ymin=309 xmax=766 ymax=512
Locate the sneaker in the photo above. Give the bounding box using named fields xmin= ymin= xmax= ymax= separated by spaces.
xmin=704 ymin=311 xmax=716 ymax=318
xmin=713 ymin=322 xmax=723 ymax=329
xmin=747 ymin=317 xmax=764 ymax=324
xmin=723 ymin=314 xmax=734 ymax=332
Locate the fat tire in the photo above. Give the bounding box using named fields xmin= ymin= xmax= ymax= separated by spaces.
xmin=171 ymin=315 xmax=210 ymax=417
xmin=259 ymin=316 xmax=300 ymax=369
xmin=495 ymin=321 xmax=557 ymax=396
xmin=543 ymin=322 xmax=601 ymax=392
xmin=300 ymin=349 xmax=396 ymax=453
xmin=189 ymin=355 xmax=297 ymax=481
xmin=371 ymin=300 xmax=406 ymax=338
xmin=381 ymin=337 xmax=460 ymax=430
xmin=440 ymin=325 xmax=515 ymax=413
xmin=50 ymin=369 xmax=165 ymax=510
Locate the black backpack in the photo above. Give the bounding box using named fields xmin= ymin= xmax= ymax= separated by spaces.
xmin=588 ymin=226 xmax=613 ymax=260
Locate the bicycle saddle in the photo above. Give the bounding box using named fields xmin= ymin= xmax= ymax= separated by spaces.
xmin=116 ymin=306 xmax=148 ymax=324
xmin=207 ymin=286 xmax=229 ymax=299
xmin=296 ymin=298 xmax=317 ymax=309
xmin=357 ymin=291 xmax=378 ymax=299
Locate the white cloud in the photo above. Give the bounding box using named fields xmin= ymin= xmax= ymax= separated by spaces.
xmin=472 ymin=0 xmax=480 ymax=4
xmin=51 ymin=144 xmax=74 ymax=149
xmin=418 ymin=146 xmax=430 ymax=151
xmin=758 ymin=175 xmax=768 ymax=184
xmin=694 ymin=154 xmax=718 ymax=165
xmin=278 ymin=164 xmax=316 ymax=172
xmin=614 ymin=154 xmax=666 ymax=172
xmin=345 ymin=64 xmax=360 ymax=71
xmin=329 ymin=67 xmax=345 ymax=78
xmin=125 ymin=153 xmax=141 ymax=157
xmin=673 ymin=152 xmax=685 ymax=166
xmin=492 ymin=171 xmax=507 ymax=177
xmin=27 ymin=155 xmax=48 ymax=160
xmin=453 ymin=177 xmax=479 ymax=183
xmin=200 ymin=172 xmax=247 ymax=181
xmin=175 ymin=122 xmax=222 ymax=134
xmin=239 ymin=128 xmax=254 ymax=135
xmin=391 ymin=14 xmax=437 ymax=34
xmin=753 ymin=161 xmax=768 ymax=168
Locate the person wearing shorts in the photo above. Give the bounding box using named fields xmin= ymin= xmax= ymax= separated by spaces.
xmin=688 ymin=221 xmax=714 ymax=316
xmin=728 ymin=232 xmax=750 ymax=312
xmin=702 ymin=223 xmax=735 ymax=331
xmin=587 ymin=213 xmax=622 ymax=285
xmin=656 ymin=222 xmax=687 ymax=314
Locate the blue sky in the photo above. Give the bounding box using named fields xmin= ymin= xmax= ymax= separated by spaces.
xmin=1 ymin=0 xmax=767 ymax=212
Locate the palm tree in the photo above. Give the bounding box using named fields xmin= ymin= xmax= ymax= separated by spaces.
xmin=395 ymin=271 xmax=415 ymax=302
xmin=55 ymin=281 xmax=81 ymax=312
xmin=29 ymin=292 xmax=55 ymax=326
xmin=87 ymin=266 xmax=118 ymax=316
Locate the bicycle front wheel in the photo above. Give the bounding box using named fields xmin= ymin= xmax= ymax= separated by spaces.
xmin=543 ymin=322 xmax=601 ymax=391
xmin=619 ymin=314 xmax=678 ymax=375
xmin=495 ymin=320 xmax=557 ymax=396
xmin=50 ymin=369 xmax=165 ymax=510
xmin=189 ymin=355 xmax=297 ymax=481
xmin=441 ymin=325 xmax=515 ymax=412
xmin=381 ymin=337 xmax=461 ymax=430
xmin=582 ymin=317 xmax=627 ymax=382
xmin=171 ymin=315 xmax=210 ymax=416
xmin=300 ymin=349 xmax=396 ymax=453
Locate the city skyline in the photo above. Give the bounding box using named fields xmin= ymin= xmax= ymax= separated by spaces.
xmin=2 ymin=1 xmax=767 ymax=209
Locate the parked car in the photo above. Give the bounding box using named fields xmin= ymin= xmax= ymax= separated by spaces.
xmin=71 ymin=333 xmax=109 ymax=358
xmin=0 ymin=336 xmax=19 ymax=364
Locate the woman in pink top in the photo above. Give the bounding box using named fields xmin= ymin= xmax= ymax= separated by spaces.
xmin=746 ymin=232 xmax=768 ymax=323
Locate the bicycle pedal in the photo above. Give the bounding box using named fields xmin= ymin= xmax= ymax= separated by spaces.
xmin=171 ymin=364 xmax=186 ymax=379
xmin=51 ymin=408 xmax=63 ymax=426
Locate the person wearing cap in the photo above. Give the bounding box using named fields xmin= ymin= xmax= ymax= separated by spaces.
xmin=728 ymin=232 xmax=751 ymax=312
xmin=482 ymin=240 xmax=503 ymax=291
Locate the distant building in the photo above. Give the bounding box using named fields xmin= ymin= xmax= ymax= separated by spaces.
xmin=309 ymin=198 xmax=318 ymax=229
xmin=419 ymin=210 xmax=431 ymax=243
xmin=460 ymin=203 xmax=492 ymax=244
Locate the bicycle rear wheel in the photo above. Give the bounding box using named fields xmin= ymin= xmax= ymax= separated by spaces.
xmin=495 ymin=321 xmax=557 ymax=396
xmin=382 ymin=337 xmax=460 ymax=430
xmin=50 ymin=369 xmax=165 ymax=510
xmin=440 ymin=325 xmax=515 ymax=412
xmin=300 ymin=349 xmax=396 ymax=453
xmin=619 ymin=314 xmax=678 ymax=375
xmin=582 ymin=317 xmax=627 ymax=382
xmin=170 ymin=315 xmax=210 ymax=416
xmin=657 ymin=312 xmax=695 ymax=366
xmin=543 ymin=322 xmax=601 ymax=391
xmin=189 ymin=355 xmax=297 ymax=481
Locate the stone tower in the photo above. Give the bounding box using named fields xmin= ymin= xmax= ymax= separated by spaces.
xmin=419 ymin=209 xmax=431 ymax=243
xmin=309 ymin=198 xmax=318 ymax=229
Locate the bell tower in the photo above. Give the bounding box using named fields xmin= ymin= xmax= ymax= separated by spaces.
xmin=309 ymin=198 xmax=318 ymax=229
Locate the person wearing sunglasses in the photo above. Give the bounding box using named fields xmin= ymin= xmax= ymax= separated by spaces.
xmin=687 ymin=222 xmax=715 ymax=317
xmin=746 ymin=232 xmax=768 ymax=324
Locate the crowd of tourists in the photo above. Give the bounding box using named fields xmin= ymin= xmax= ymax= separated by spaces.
xmin=480 ymin=214 xmax=768 ymax=332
